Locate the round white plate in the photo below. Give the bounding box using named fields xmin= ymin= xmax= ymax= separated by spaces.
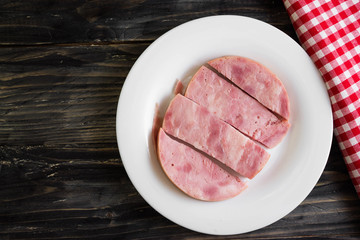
xmin=116 ymin=15 xmax=333 ymax=235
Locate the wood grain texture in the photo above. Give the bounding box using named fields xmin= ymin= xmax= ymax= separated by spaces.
xmin=0 ymin=0 xmax=297 ymax=45
xmin=1 ymin=0 xmax=360 ymax=239
xmin=0 ymin=44 xmax=146 ymax=146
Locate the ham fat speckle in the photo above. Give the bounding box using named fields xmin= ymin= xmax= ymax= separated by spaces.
xmin=162 ymin=94 xmax=270 ymax=179
xmin=208 ymin=56 xmax=290 ymax=120
xmin=185 ymin=66 xmax=290 ymax=148
xmin=157 ymin=128 xmax=247 ymax=201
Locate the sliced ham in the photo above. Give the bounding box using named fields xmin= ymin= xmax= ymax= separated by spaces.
xmin=157 ymin=128 xmax=247 ymax=201
xmin=173 ymin=80 xmax=184 ymax=95
xmin=208 ymin=56 xmax=290 ymax=120
xmin=162 ymin=94 xmax=270 ymax=179
xmin=185 ymin=66 xmax=290 ymax=148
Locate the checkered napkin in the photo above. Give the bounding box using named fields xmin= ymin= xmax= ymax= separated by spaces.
xmin=283 ymin=0 xmax=360 ymax=197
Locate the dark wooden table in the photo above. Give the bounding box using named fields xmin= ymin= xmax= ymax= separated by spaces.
xmin=1 ymin=1 xmax=359 ymax=239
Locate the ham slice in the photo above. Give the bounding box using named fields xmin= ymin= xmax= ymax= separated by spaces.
xmin=162 ymin=94 xmax=270 ymax=179
xmin=185 ymin=66 xmax=290 ymax=148
xmin=157 ymin=128 xmax=247 ymax=201
xmin=208 ymin=56 xmax=290 ymax=120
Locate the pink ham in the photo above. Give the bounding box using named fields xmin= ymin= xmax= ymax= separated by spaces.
xmin=185 ymin=66 xmax=290 ymax=148
xmin=157 ymin=128 xmax=247 ymax=201
xmin=162 ymin=94 xmax=270 ymax=179
xmin=208 ymin=56 xmax=290 ymax=120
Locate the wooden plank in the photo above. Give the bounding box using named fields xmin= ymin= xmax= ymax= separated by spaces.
xmin=1 ymin=44 xmax=360 ymax=239
xmin=0 ymin=0 xmax=297 ymax=45
xmin=0 ymin=43 xmax=147 ymax=148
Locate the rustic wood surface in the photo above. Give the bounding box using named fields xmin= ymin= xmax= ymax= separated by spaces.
xmin=0 ymin=0 xmax=359 ymax=239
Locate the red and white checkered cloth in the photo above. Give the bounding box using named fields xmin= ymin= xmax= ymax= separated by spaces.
xmin=283 ymin=0 xmax=360 ymax=197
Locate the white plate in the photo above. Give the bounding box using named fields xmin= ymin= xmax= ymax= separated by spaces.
xmin=116 ymin=15 xmax=333 ymax=235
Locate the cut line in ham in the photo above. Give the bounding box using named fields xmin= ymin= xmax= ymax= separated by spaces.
xmin=185 ymin=65 xmax=290 ymax=148
xmin=157 ymin=128 xmax=247 ymax=201
xmin=162 ymin=94 xmax=270 ymax=179
xmin=208 ymin=56 xmax=290 ymax=120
